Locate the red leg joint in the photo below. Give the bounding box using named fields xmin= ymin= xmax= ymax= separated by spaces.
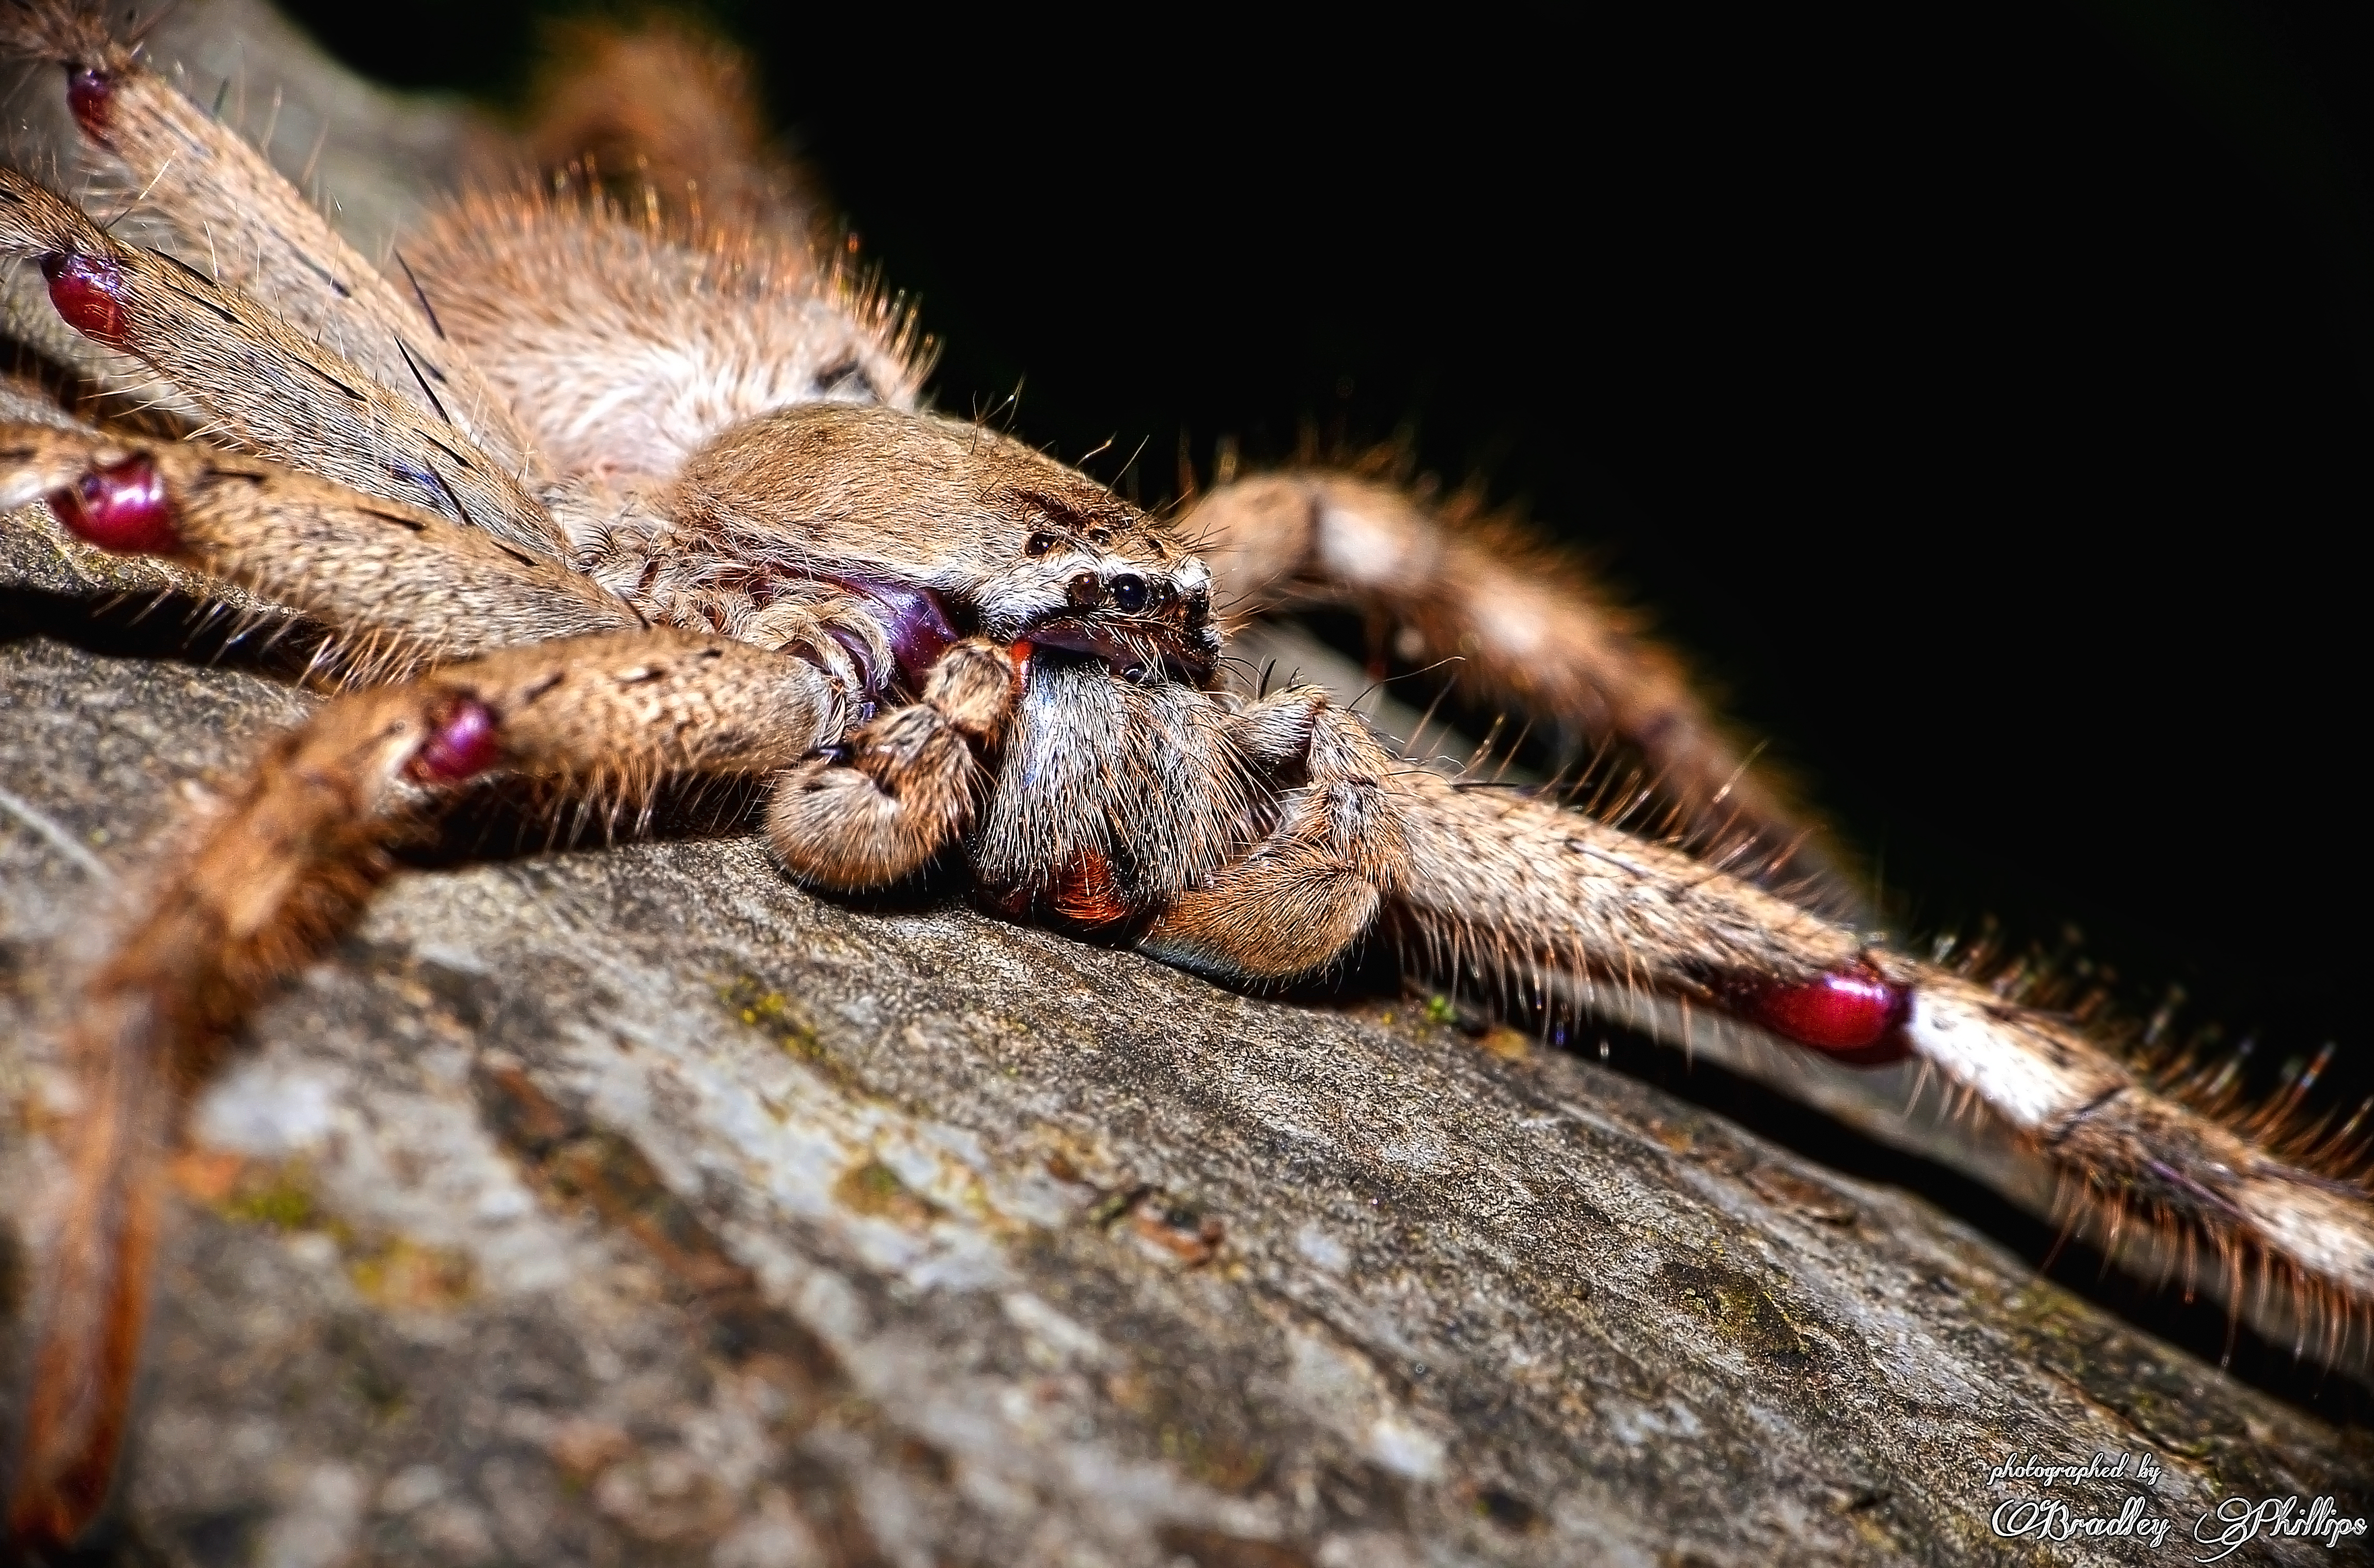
xmin=66 ymin=66 xmax=114 ymax=144
xmin=40 ymin=252 xmax=131 ymax=349
xmin=1735 ymin=962 xmax=1911 ymax=1067
xmin=409 ymin=699 xmax=503 ymax=783
xmin=48 ymin=456 xmax=179 ymax=556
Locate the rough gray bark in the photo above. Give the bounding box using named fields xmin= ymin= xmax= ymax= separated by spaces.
xmin=3 ymin=540 xmax=2371 ymax=1566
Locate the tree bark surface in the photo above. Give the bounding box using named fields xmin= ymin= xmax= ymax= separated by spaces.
xmin=2 ymin=547 xmax=2369 ymax=1567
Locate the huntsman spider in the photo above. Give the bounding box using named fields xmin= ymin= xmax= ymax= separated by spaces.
xmin=0 ymin=1 xmax=2366 ymax=1549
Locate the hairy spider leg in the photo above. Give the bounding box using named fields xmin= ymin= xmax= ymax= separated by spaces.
xmin=0 ymin=3 xmax=550 ymax=507
xmin=4 ymin=630 xmax=835 ymax=1548
xmin=1137 ymin=687 xmax=1407 ymax=979
xmin=0 ymin=170 xmax=559 ymax=555
xmin=1184 ymin=470 xmax=1856 ymax=910
xmin=768 ymin=637 xmax=1023 ymax=889
xmin=1034 ymin=660 xmax=2374 ymax=1347
xmin=0 ymin=424 xmax=631 ymax=673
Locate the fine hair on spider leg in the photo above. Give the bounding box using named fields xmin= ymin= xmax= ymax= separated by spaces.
xmin=1180 ymin=459 xmax=1862 ymax=911
xmin=1141 ymin=594 xmax=2370 ymax=1358
xmin=1174 ymin=424 xmax=2374 ymax=1368
xmin=5 ymin=629 xmax=836 ymax=1541
xmin=1391 ymin=838 xmax=2374 ymax=1371
xmin=1336 ymin=670 xmax=2370 ymax=1352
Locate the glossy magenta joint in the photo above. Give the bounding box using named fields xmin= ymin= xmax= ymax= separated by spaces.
xmin=40 ymin=251 xmax=131 ymax=349
xmin=1739 ymin=964 xmax=1912 ymax=1067
xmin=47 ymin=455 xmax=179 ymax=556
xmin=65 ymin=66 xmax=113 ymax=143
xmin=410 ymin=699 xmax=503 ymax=783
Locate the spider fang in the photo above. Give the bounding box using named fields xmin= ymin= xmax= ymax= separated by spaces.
xmin=1022 ymin=618 xmax=1213 ymax=684
xmin=408 ymin=698 xmax=504 ymax=783
xmin=1049 ymin=850 xmax=1138 ymax=929
xmin=38 ymin=250 xmax=129 ymax=348
xmin=46 ymin=454 xmax=178 ymax=556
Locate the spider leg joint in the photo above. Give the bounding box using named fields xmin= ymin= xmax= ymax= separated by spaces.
xmin=46 ymin=453 xmax=180 ymax=556
xmin=38 ymin=250 xmax=129 ymax=349
xmin=1728 ymin=962 xmax=1913 ymax=1065
xmin=408 ymin=697 xmax=504 ymax=783
xmin=65 ymin=65 xmax=112 ymax=143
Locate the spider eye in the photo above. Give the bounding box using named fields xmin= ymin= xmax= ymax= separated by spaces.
xmin=1087 ymin=528 xmax=1113 ymax=546
xmin=1110 ymin=574 xmax=1149 ymax=613
xmin=1025 ymin=531 xmax=1058 ymax=557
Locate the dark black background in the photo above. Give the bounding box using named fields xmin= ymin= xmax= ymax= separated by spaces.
xmin=284 ymin=2 xmax=2368 ymax=1083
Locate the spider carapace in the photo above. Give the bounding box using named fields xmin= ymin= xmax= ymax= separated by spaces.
xmin=0 ymin=0 xmax=2369 ymax=1547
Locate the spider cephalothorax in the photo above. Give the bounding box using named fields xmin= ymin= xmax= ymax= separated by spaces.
xmin=648 ymin=404 xmax=1239 ymax=910
xmin=0 ymin=0 xmax=2369 ymax=1549
xmin=657 ymin=404 xmax=1221 ymax=692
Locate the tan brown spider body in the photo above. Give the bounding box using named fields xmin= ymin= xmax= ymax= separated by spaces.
xmin=0 ymin=1 xmax=2369 ymax=1549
